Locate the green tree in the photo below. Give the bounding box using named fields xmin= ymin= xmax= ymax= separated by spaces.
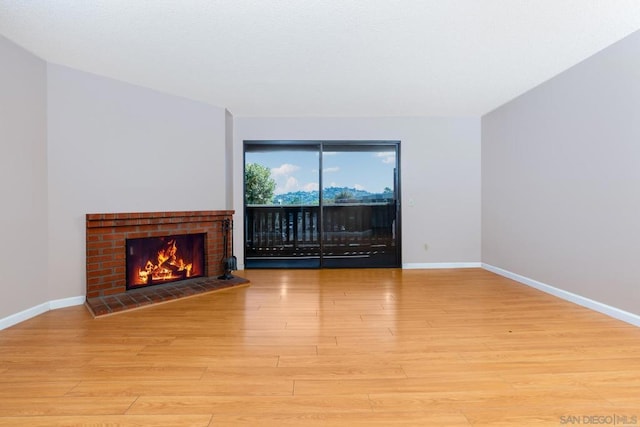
xmin=245 ymin=163 xmax=276 ymax=204
xmin=334 ymin=190 xmax=354 ymax=202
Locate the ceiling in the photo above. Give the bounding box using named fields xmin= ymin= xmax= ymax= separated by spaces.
xmin=2 ymin=1 xmax=640 ymax=117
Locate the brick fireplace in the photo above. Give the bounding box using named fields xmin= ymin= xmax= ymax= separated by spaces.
xmin=85 ymin=210 xmax=248 ymax=316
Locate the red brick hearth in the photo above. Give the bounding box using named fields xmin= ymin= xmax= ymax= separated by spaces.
xmin=86 ymin=276 xmax=249 ymax=317
xmin=85 ymin=210 xmax=248 ymax=316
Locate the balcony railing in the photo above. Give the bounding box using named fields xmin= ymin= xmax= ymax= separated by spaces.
xmin=245 ymin=203 xmax=397 ymax=261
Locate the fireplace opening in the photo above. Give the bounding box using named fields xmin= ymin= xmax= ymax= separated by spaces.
xmin=126 ymin=233 xmax=205 ymax=289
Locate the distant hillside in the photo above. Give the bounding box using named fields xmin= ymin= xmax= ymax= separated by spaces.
xmin=273 ymin=186 xmax=391 ymax=205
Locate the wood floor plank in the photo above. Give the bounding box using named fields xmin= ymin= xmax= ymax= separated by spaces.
xmin=368 ymin=387 xmax=609 ymax=412
xmin=208 ymin=411 xmax=472 ymax=426
xmin=0 ymin=415 xmax=212 ymax=427
xmin=126 ymin=394 xmax=374 ymax=415
xmin=0 ymin=396 xmax=136 ymax=416
xmin=1 ymin=268 xmax=639 ymax=426
xmin=67 ymin=378 xmax=295 ymax=397
xmin=86 ymin=354 xmax=281 ymax=368
xmin=293 ymin=376 xmax=514 ymax=395
xmin=279 ymin=353 xmax=420 ymax=367
xmin=1 ymin=366 xmax=207 ymax=382
xmin=138 ymin=342 xmax=322 ymax=356
xmin=0 ymin=381 xmax=79 ymax=398
xmin=200 ymin=365 xmax=402 ymax=381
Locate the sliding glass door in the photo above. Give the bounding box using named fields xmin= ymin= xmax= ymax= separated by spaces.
xmin=244 ymin=141 xmax=400 ymax=269
xmin=244 ymin=143 xmax=321 ymax=268
xmin=320 ymin=144 xmax=398 ymax=267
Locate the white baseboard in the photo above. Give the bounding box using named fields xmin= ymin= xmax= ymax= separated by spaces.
xmin=482 ymin=263 xmax=640 ymax=327
xmin=403 ymin=262 xmax=482 ymax=269
xmin=0 ymin=296 xmax=85 ymax=330
xmin=49 ymin=296 xmax=86 ymax=310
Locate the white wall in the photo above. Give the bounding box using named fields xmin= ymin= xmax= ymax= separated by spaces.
xmin=234 ymin=117 xmax=481 ymax=268
xmin=0 ymin=36 xmax=48 ymax=319
xmin=46 ymin=64 xmax=228 ymax=300
xmin=482 ymin=30 xmax=640 ymax=316
xmin=225 ymin=109 xmax=234 ymax=210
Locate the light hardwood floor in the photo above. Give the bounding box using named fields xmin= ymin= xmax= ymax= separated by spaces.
xmin=1 ymin=268 xmax=639 ymax=426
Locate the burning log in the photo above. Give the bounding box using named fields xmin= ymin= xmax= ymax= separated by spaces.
xmin=130 ymin=234 xmax=202 ymax=287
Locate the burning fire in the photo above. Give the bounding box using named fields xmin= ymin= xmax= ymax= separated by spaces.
xmin=137 ymin=239 xmax=193 ymax=284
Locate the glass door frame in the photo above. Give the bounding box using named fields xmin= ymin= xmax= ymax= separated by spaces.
xmin=243 ymin=140 xmax=401 ymax=269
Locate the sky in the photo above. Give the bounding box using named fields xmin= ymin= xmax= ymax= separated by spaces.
xmin=245 ymin=148 xmax=396 ymax=195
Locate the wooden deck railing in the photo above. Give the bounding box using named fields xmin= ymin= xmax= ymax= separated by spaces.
xmin=245 ymin=203 xmax=396 ymax=258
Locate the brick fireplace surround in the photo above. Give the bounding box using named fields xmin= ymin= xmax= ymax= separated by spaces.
xmin=85 ymin=210 xmax=248 ymax=316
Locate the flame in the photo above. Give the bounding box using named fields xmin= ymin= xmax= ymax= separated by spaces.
xmin=137 ymin=239 xmax=193 ymax=284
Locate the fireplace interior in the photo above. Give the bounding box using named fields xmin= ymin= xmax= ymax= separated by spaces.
xmin=126 ymin=233 xmax=205 ymax=289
